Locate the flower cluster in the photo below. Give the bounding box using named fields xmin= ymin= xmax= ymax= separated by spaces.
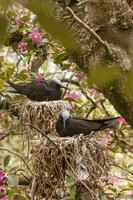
xmin=0 ymin=170 xmax=6 ymax=186
xmin=15 ymin=18 xmax=24 ymax=25
xmin=0 ymin=169 xmax=8 ymax=200
xmin=29 ymin=28 xmax=44 ymax=45
xmin=88 ymin=88 xmax=103 ymax=98
xmin=65 ymin=91 xmax=81 ymax=100
xmin=36 ymin=76 xmax=45 ymax=82
xmin=75 ymin=72 xmax=85 ymax=81
xmin=18 ymin=42 xmax=27 ymax=53
xmin=100 ymin=136 xmax=109 ymax=149
xmin=107 ymin=174 xmax=120 ymax=186
xmin=116 ymin=116 xmax=128 ymax=125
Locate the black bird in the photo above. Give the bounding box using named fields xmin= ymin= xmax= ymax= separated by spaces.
xmin=56 ymin=110 xmax=120 ymax=137
xmin=7 ymin=79 xmax=69 ymax=102
xmin=64 ymin=0 xmax=78 ymax=6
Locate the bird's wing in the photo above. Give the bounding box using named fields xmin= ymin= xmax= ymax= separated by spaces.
xmin=69 ymin=118 xmax=95 ymax=134
xmin=7 ymin=80 xmax=26 ymax=94
xmin=25 ymin=81 xmax=54 ymax=94
xmin=72 ymin=117 xmax=118 ymax=133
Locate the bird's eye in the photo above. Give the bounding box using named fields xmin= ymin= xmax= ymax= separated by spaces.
xmin=56 ymin=83 xmax=60 ymax=88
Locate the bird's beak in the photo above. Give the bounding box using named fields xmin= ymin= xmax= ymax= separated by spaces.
xmin=61 ymin=85 xmax=70 ymax=90
xmin=63 ymin=119 xmax=66 ymax=129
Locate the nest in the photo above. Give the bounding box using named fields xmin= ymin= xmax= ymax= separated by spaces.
xmin=33 ymin=135 xmax=109 ymax=200
xmin=20 ymin=100 xmax=70 ymax=136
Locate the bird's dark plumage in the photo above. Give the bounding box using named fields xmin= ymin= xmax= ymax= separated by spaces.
xmin=56 ymin=110 xmax=120 ymax=137
xmin=7 ymin=79 xmax=68 ymax=102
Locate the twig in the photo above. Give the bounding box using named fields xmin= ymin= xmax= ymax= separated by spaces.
xmin=0 ymin=132 xmax=10 ymax=140
xmin=0 ymin=147 xmax=34 ymax=175
xmin=62 ymin=78 xmax=99 ymax=107
xmin=31 ymin=177 xmax=37 ymax=200
xmin=66 ymin=7 xmax=112 ymax=57
xmin=112 ymin=164 xmax=133 ymax=177
xmin=62 ymin=72 xmax=77 ymax=98
xmin=26 ymin=123 xmax=60 ymax=149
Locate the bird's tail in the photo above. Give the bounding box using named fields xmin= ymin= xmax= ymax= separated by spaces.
xmin=103 ymin=117 xmax=120 ymax=127
xmin=6 ymin=80 xmax=24 ymax=94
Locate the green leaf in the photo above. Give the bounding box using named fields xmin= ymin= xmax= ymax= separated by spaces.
xmin=4 ymin=155 xmax=11 ymax=167
xmin=0 ymin=15 xmax=9 ymax=46
xmin=54 ymin=52 xmax=69 ymax=64
xmin=9 ymin=166 xmax=20 ymax=173
xmin=8 ymin=175 xmax=19 ymax=186
xmin=8 ymin=189 xmax=15 ymax=199
xmin=110 ymin=186 xmax=118 ymax=193
xmin=70 ymin=185 xmax=76 ymax=199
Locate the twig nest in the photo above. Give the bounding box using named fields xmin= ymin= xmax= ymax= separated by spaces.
xmin=33 ymin=135 xmax=109 ymax=199
xmin=20 ymin=100 xmax=70 ymax=136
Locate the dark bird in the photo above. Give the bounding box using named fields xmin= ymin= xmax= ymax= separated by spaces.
xmin=64 ymin=0 xmax=78 ymax=6
xmin=7 ymin=78 xmax=69 ymax=102
xmin=56 ymin=110 xmax=121 ymax=137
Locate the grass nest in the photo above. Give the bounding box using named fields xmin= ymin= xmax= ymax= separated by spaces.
xmin=33 ymin=135 xmax=109 ymax=200
xmin=20 ymin=100 xmax=69 ymax=136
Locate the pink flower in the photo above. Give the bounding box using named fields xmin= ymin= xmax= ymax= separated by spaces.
xmin=116 ymin=116 xmax=128 ymax=125
xmin=107 ymin=174 xmax=120 ymax=186
xmin=23 ymin=65 xmax=30 ymax=72
xmin=88 ymin=89 xmax=103 ymax=98
xmin=100 ymin=136 xmax=109 ymax=149
xmin=18 ymin=42 xmax=27 ymax=52
xmin=15 ymin=18 xmax=24 ymax=25
xmin=0 ymin=196 xmax=9 ymax=200
xmin=35 ymin=76 xmax=45 ymax=81
xmin=0 ymin=129 xmax=5 ymax=135
xmin=127 ymin=191 xmax=133 ymax=197
xmin=0 ymin=169 xmax=7 ymax=186
xmin=75 ymin=72 xmax=85 ymax=81
xmin=0 ymin=186 xmax=6 ymax=197
xmin=65 ymin=91 xmax=81 ymax=100
xmin=29 ymin=28 xmax=44 ymax=45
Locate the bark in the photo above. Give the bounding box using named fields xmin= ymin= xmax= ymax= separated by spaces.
xmin=51 ymin=0 xmax=133 ymax=126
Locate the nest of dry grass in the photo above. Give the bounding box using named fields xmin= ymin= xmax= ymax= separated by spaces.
xmin=33 ymin=135 xmax=109 ymax=200
xmin=20 ymin=100 xmax=69 ymax=136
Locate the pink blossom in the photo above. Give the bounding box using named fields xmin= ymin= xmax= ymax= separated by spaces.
xmin=75 ymin=72 xmax=85 ymax=81
xmin=15 ymin=18 xmax=24 ymax=25
xmin=88 ymin=89 xmax=103 ymax=98
xmin=35 ymin=76 xmax=45 ymax=82
xmin=107 ymin=174 xmax=120 ymax=186
xmin=23 ymin=65 xmax=30 ymax=72
xmin=127 ymin=191 xmax=133 ymax=197
xmin=116 ymin=116 xmax=128 ymax=125
xmin=100 ymin=136 xmax=109 ymax=149
xmin=65 ymin=91 xmax=81 ymax=100
xmin=0 ymin=186 xmax=6 ymax=197
xmin=0 ymin=129 xmax=5 ymax=135
xmin=29 ymin=28 xmax=44 ymax=45
xmin=0 ymin=169 xmax=7 ymax=186
xmin=0 ymin=196 xmax=9 ymax=200
xmin=18 ymin=42 xmax=27 ymax=52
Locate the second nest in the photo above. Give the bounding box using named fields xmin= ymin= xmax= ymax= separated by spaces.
xmin=33 ymin=135 xmax=109 ymax=200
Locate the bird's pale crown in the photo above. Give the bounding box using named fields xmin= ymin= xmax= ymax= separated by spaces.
xmin=61 ymin=110 xmax=70 ymax=121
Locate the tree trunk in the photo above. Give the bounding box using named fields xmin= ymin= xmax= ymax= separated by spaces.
xmin=52 ymin=0 xmax=133 ymax=126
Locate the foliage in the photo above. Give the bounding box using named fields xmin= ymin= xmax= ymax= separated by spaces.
xmin=0 ymin=1 xmax=133 ymax=199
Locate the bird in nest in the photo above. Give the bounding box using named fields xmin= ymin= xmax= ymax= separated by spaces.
xmin=56 ymin=110 xmax=121 ymax=137
xmin=6 ymin=78 xmax=69 ymax=102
